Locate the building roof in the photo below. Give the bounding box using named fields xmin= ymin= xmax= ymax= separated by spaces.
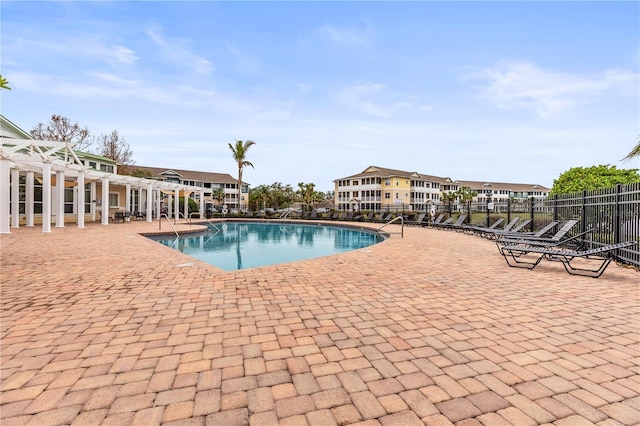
xmin=336 ymin=165 xmax=445 ymax=182
xmin=457 ymin=180 xmax=550 ymax=192
xmin=132 ymin=165 xmax=244 ymax=185
xmin=336 ymin=165 xmax=549 ymax=191
xmin=1 ymin=115 xmax=33 ymax=139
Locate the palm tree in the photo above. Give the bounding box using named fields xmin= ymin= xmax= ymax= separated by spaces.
xmin=440 ymin=191 xmax=457 ymax=215
xmin=455 ymin=187 xmax=477 ymax=223
xmin=622 ymin=137 xmax=640 ymax=162
xmin=228 ymin=139 xmax=256 ymax=211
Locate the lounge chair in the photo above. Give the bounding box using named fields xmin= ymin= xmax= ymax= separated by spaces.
xmin=462 ymin=217 xmax=505 ymax=235
xmin=495 ymin=219 xmax=581 ymax=251
xmin=427 ymin=214 xmax=445 ymax=228
xmin=480 ymin=218 xmax=533 ymax=240
xmin=377 ymin=213 xmax=394 ymax=223
xmin=499 ymin=240 xmax=638 ymax=278
xmin=441 ymin=214 xmax=468 ymax=231
xmin=406 ymin=213 xmax=427 ymax=226
xmin=431 ymin=217 xmax=454 ymax=229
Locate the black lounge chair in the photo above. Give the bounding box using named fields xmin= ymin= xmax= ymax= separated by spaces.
xmin=441 ymin=214 xmax=468 ymax=231
xmin=431 ymin=216 xmax=454 ymax=229
xmin=463 ymin=217 xmax=505 ymax=235
xmin=406 ymin=213 xmax=427 ymax=226
xmin=427 ymin=213 xmax=445 ymax=228
xmin=481 ymin=219 xmax=533 ymax=240
xmin=499 ymin=240 xmax=638 ymax=278
xmin=495 ymin=219 xmax=581 ymax=252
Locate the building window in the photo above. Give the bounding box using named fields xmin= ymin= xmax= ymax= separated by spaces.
xmin=384 ymin=192 xmax=390 ymax=199
xmin=109 ymin=193 xmax=119 ymax=208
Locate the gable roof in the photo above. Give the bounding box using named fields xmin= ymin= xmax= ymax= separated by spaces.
xmin=132 ymin=165 xmax=244 ymax=185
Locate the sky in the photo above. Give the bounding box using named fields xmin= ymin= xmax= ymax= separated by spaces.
xmin=1 ymin=1 xmax=638 ymax=193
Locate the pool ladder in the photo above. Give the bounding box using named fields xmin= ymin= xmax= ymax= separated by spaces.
xmin=377 ymin=216 xmax=404 ymax=238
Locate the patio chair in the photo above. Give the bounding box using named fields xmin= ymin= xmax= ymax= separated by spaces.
xmin=462 ymin=217 xmax=505 ymax=235
xmin=480 ymin=218 xmax=533 ymax=240
xmin=427 ymin=213 xmax=445 ymax=227
xmin=495 ymin=219 xmax=581 ymax=252
xmin=431 ymin=216 xmax=454 ymax=229
xmin=499 ymin=240 xmax=638 ymax=278
xmin=377 ymin=213 xmax=394 ymax=223
xmin=441 ymin=214 xmax=468 ymax=231
xmin=406 ymin=212 xmax=427 ymax=226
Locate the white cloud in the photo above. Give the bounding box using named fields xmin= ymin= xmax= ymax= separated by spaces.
xmin=335 ymin=82 xmax=412 ymax=117
xmin=316 ymin=21 xmax=374 ymax=47
xmin=145 ymin=26 xmax=215 ymax=75
xmin=467 ymin=61 xmax=639 ymax=116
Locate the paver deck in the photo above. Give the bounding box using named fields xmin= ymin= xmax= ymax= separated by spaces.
xmin=1 ymin=220 xmax=638 ymax=425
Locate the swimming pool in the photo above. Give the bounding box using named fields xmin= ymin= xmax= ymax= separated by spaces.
xmin=149 ymin=222 xmax=384 ymax=271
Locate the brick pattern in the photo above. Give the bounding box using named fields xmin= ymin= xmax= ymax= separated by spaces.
xmin=1 ymin=221 xmax=639 ymax=424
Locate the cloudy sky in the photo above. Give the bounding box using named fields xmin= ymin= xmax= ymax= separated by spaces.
xmin=2 ymin=1 xmax=638 ymax=192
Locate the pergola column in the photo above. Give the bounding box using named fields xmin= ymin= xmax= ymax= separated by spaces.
xmin=56 ymin=170 xmax=65 ymax=228
xmin=155 ymin=189 xmax=161 ymax=220
xmin=77 ymin=171 xmax=85 ymax=228
xmin=11 ymin=168 xmax=19 ymax=228
xmin=42 ymin=162 xmax=52 ymax=233
xmin=200 ymin=190 xmax=205 ymax=219
xmin=101 ymin=177 xmax=109 ymax=225
xmin=146 ymin=184 xmax=153 ymax=222
xmin=125 ymin=184 xmax=131 ymax=213
xmin=0 ymin=158 xmax=10 ymax=234
xmin=174 ymin=188 xmax=180 ymax=221
xmin=26 ymin=171 xmax=34 ymax=226
xmin=183 ymin=191 xmax=189 ymax=221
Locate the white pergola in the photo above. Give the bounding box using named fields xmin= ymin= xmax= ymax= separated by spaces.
xmin=0 ymin=137 xmax=207 ymax=234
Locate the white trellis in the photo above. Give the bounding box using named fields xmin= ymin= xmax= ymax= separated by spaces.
xmin=1 ymin=137 xmax=205 ymax=233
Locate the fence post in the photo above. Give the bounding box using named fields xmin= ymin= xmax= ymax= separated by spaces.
xmin=553 ymin=194 xmax=558 ymax=222
xmin=581 ymin=190 xmax=587 ymax=234
xmin=507 ymin=198 xmax=511 ymax=224
xmin=529 ymin=196 xmax=535 ymax=232
xmin=614 ymin=184 xmax=621 ymax=245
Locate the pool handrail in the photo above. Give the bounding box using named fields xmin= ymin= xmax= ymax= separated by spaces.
xmin=159 ymin=213 xmax=179 ymax=238
xmin=190 ymin=212 xmax=221 ymax=233
xmin=378 ymin=216 xmax=404 ymax=238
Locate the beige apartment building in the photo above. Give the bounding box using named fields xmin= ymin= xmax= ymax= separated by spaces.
xmin=334 ymin=165 xmax=550 ymax=212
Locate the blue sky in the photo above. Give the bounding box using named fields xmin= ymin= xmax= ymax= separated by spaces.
xmin=2 ymin=1 xmax=638 ymax=192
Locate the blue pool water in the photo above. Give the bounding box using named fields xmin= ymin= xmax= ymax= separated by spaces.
xmin=149 ymin=222 xmax=383 ymax=271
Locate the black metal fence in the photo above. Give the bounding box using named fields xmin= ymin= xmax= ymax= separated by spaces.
xmin=435 ymin=183 xmax=639 ymax=268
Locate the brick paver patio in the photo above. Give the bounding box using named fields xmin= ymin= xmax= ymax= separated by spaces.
xmin=1 ymin=220 xmax=638 ymax=425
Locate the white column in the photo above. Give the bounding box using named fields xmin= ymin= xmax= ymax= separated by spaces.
xmin=42 ymin=162 xmax=52 ymax=233
xmin=0 ymin=158 xmax=10 ymax=234
xmin=11 ymin=168 xmax=19 ymax=228
xmin=183 ymin=191 xmax=189 ymax=220
xmin=55 ymin=170 xmax=65 ymax=228
xmin=146 ymin=184 xmax=153 ymax=222
xmin=90 ymin=181 xmax=97 ymax=222
xmin=200 ymin=190 xmax=205 ymax=219
xmin=125 ymin=184 xmax=131 ymax=213
xmin=26 ymin=171 xmax=34 ymax=226
xmin=101 ymin=177 xmax=109 ymax=225
xmin=155 ymin=189 xmax=161 ymax=220
xmin=167 ymin=195 xmax=173 ymax=218
xmin=174 ymin=188 xmax=180 ymax=221
xmin=77 ymin=171 xmax=85 ymax=228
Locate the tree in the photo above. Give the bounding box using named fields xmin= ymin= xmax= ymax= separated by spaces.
xmin=250 ymin=184 xmax=272 ymax=211
xmin=30 ymin=115 xmax=92 ymax=151
xmin=0 ymin=74 xmax=10 ymax=90
xmin=211 ymin=187 xmax=225 ymax=209
xmin=94 ymin=130 xmax=135 ymax=174
xmin=130 ymin=168 xmax=152 ymax=178
xmin=440 ymin=191 xmax=457 ymax=214
xmin=551 ymin=165 xmax=640 ymax=195
xmin=296 ymin=182 xmax=324 ymax=211
xmin=228 ymin=139 xmax=256 ymax=210
xmin=622 ymin=136 xmax=640 ymax=162
xmin=455 ymin=186 xmax=477 ymax=222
